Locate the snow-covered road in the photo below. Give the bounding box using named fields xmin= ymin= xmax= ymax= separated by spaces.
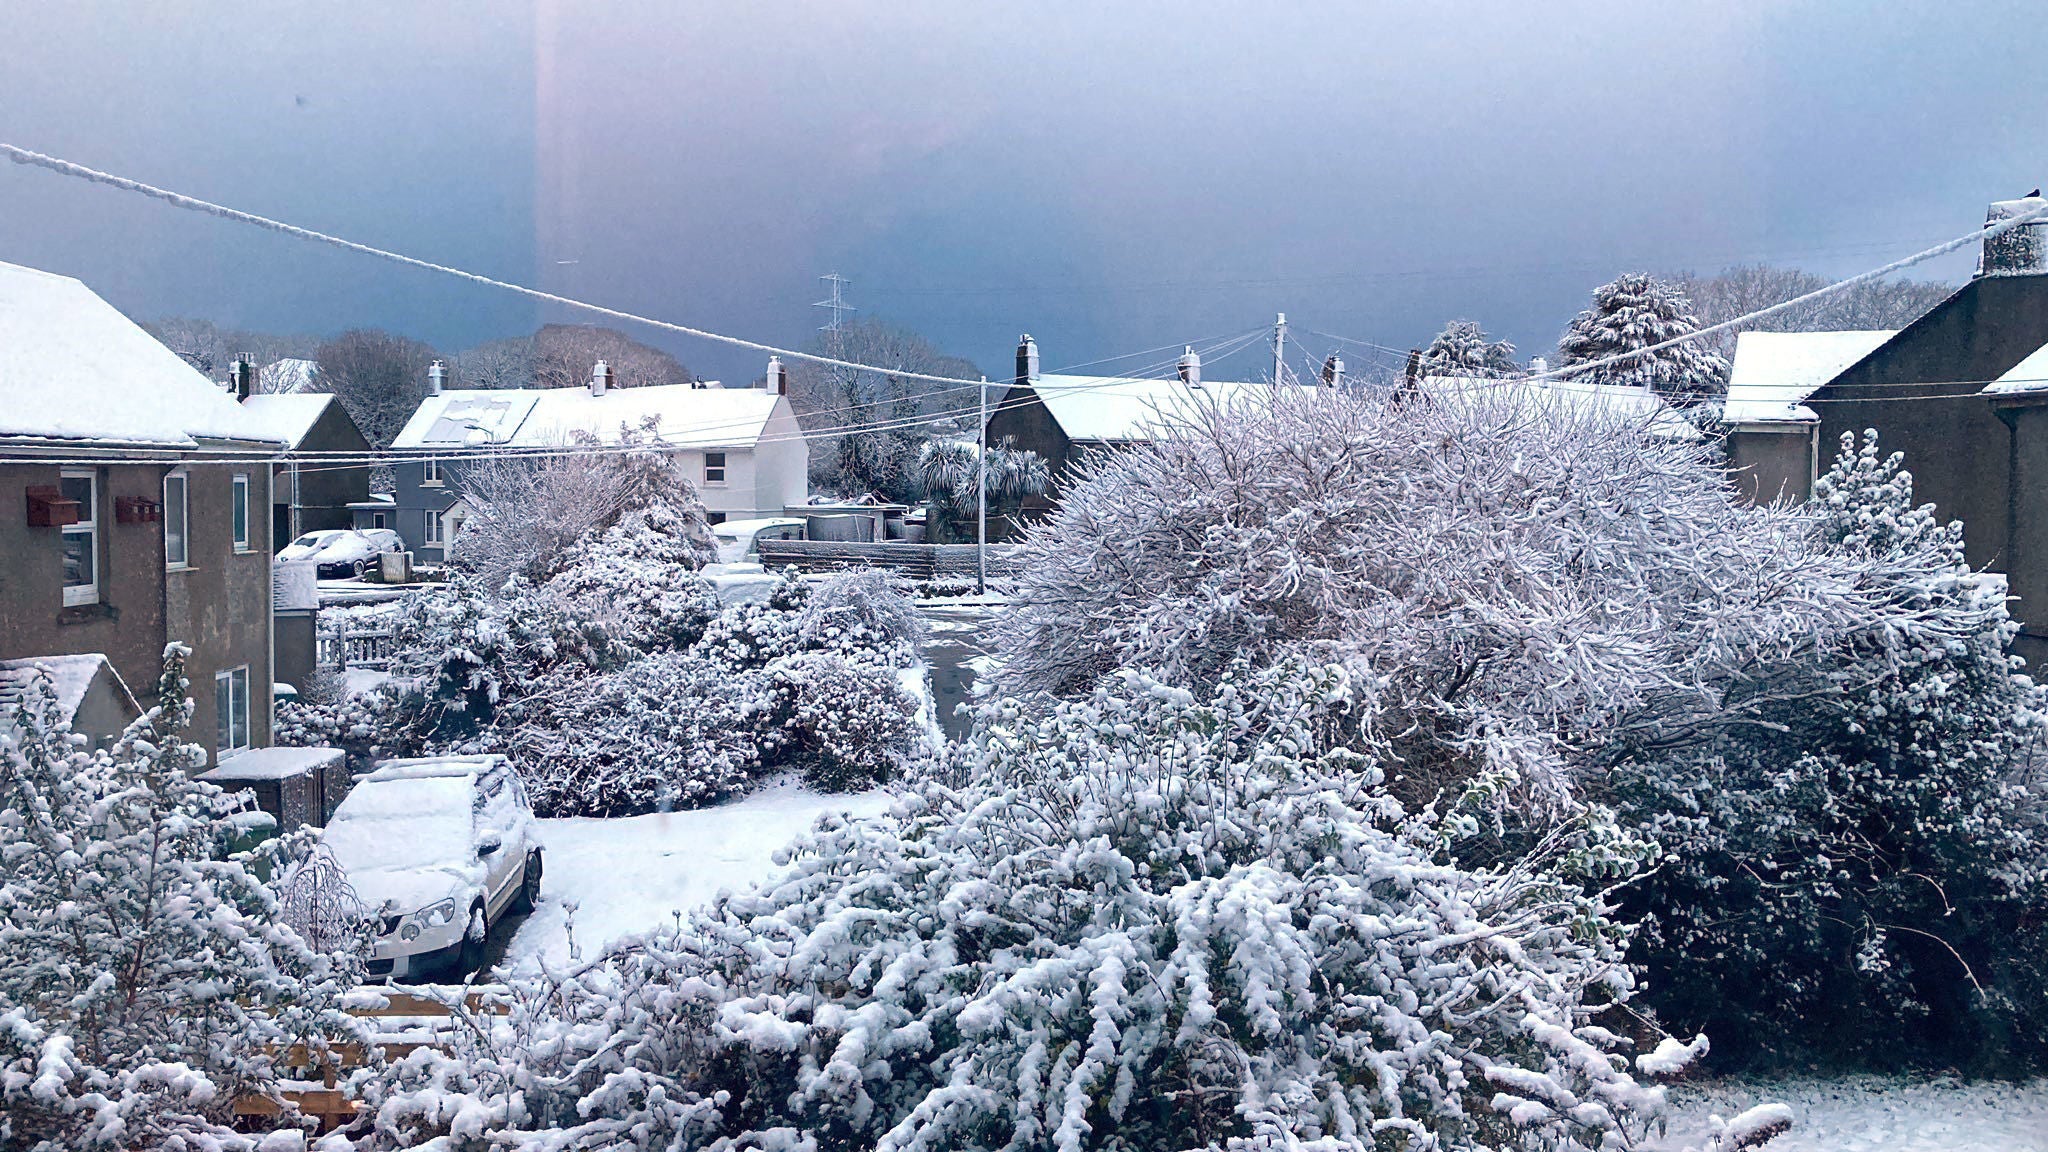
xmin=499 ymin=778 xmax=894 ymax=973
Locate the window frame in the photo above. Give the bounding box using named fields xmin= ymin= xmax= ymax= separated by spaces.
xmin=215 ymin=665 xmax=251 ymax=755
xmin=60 ymin=469 xmax=98 ymax=607
xmin=703 ymin=451 xmax=727 ymax=485
xmin=231 ymin=473 xmax=252 ymax=552
xmin=163 ymin=470 xmax=190 ymax=569
xmin=371 ymin=512 xmax=387 ymax=530
xmin=422 ymin=456 xmax=443 ymax=486
xmin=424 ymin=508 xmax=446 ymax=545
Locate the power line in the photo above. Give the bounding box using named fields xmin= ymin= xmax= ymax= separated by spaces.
xmin=0 ymin=143 xmax=983 ymax=388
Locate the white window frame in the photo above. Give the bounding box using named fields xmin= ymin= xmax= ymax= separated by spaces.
xmin=422 ymin=456 xmax=443 ymax=486
xmin=371 ymin=511 xmax=387 ymax=530
xmin=163 ymin=470 xmax=190 ymax=569
xmin=704 ymin=451 xmax=727 ymax=485
xmin=60 ymin=469 xmax=98 ymax=607
xmin=215 ymin=665 xmax=251 ymax=755
xmin=424 ymin=508 xmax=446 ymax=545
xmin=231 ymin=473 xmax=252 ymax=552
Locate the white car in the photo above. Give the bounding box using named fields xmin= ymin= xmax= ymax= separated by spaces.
xmin=711 ymin=517 xmax=807 ymax=563
xmin=322 ymin=755 xmax=542 ymax=981
xmin=279 ymin=528 xmax=405 ymax=579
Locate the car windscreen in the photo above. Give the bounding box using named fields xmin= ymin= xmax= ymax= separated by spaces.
xmin=324 ymin=776 xmax=474 ymax=873
xmin=291 ymin=533 xmax=334 ymax=548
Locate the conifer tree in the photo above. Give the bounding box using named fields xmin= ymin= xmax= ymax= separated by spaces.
xmin=1418 ymin=318 xmax=1520 ymax=378
xmin=1557 ymin=273 xmax=1728 ymax=402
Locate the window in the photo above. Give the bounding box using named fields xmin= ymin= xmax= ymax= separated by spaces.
xmin=425 ymin=509 xmax=445 ymax=545
xmin=60 ymin=470 xmax=97 ymax=606
xmin=371 ymin=512 xmax=387 ymax=529
xmin=423 ymin=456 xmax=443 ymax=485
xmin=704 ymin=452 xmax=727 ymax=484
xmin=231 ymin=473 xmax=251 ymax=551
xmin=705 ymin=512 xmax=727 ymax=525
xmin=214 ymin=666 xmax=250 ymax=754
xmin=163 ymin=471 xmax=189 ymax=569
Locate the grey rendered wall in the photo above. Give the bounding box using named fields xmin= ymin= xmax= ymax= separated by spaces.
xmin=1725 ymin=425 xmax=1816 ymax=505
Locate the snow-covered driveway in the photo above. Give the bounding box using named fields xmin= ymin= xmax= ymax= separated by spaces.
xmin=499 ymin=778 xmax=894 ymax=973
xmin=1647 ymin=1076 xmax=2048 ymax=1152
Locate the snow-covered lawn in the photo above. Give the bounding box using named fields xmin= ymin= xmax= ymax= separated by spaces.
xmin=502 ymin=778 xmax=894 ymax=972
xmin=1648 ymin=1076 xmax=2048 ymax=1151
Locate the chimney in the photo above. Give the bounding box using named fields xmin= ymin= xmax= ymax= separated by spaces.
xmin=1404 ymin=349 xmax=1422 ymax=383
xmin=1981 ymin=193 xmax=2048 ymax=277
xmin=230 ymin=356 xmax=253 ymax=402
xmin=1530 ymin=356 xmax=1549 ymax=375
xmin=1016 ymin=334 xmax=1040 ymax=385
xmin=1320 ymin=352 xmax=1345 ymax=388
xmin=1177 ymin=345 xmax=1202 ymax=387
xmin=427 ymin=359 xmax=446 ymax=396
xmin=765 ymin=355 xmax=788 ymax=395
xmin=589 ymin=359 xmax=612 ymax=397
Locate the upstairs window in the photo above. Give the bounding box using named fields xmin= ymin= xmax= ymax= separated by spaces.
xmin=423 ymin=456 xmax=442 ymax=485
xmin=704 ymin=452 xmax=727 ymax=485
xmin=164 ymin=471 xmax=189 ymax=568
xmin=231 ymin=473 xmax=252 ymax=552
xmin=60 ymin=470 xmax=98 ymax=606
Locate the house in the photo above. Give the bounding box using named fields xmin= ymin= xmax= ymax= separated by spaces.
xmin=0 ymin=259 xmax=284 ymax=764
xmin=1723 ymin=193 xmax=2048 ymax=660
xmin=236 ymin=387 xmax=373 ymax=548
xmin=1722 ymin=331 xmax=1897 ymax=503
xmin=984 ymin=336 xmax=1301 ymax=499
xmin=380 ymin=357 xmax=808 ymax=562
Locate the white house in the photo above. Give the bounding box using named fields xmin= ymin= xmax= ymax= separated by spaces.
xmin=381 ymin=357 xmax=808 ymax=561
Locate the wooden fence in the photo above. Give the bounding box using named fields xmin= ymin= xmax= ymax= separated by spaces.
xmin=317 ymin=627 xmax=398 ymax=671
xmin=755 ymin=539 xmax=1024 ymax=578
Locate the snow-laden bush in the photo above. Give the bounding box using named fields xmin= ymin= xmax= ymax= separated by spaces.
xmin=1615 ymin=432 xmax=2048 ymax=1070
xmin=994 ymin=384 xmax=1969 ymax=804
xmin=0 ymin=647 xmax=366 ymax=1148
xmin=355 ymin=658 xmax=1693 ymax=1151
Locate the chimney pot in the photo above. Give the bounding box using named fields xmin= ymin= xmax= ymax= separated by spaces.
xmin=765 ymin=355 xmax=782 ymax=392
xmin=427 ymin=359 xmax=446 ymax=396
xmin=590 ymin=359 xmax=611 ymax=397
xmin=1530 ymin=356 xmax=1549 ymax=375
xmin=230 ymin=356 xmax=253 ymax=402
xmin=1016 ymin=334 xmax=1040 ymax=385
xmin=1177 ymin=346 xmax=1202 ymax=387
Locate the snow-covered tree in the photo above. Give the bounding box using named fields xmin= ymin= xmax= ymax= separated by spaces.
xmin=992 ymin=384 xmax=1971 ymax=807
xmin=918 ymin=437 xmax=1051 ymax=543
xmin=1418 ymin=318 xmax=1521 ymax=378
xmin=1614 ymin=432 xmax=2048 ymax=1070
xmin=1556 ymin=273 xmax=1729 ymax=403
xmin=0 ymin=647 xmax=365 ymax=1148
xmin=357 ymin=658 xmax=1700 ymax=1151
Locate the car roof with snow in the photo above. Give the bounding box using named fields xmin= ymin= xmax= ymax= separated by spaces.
xmin=713 ymin=517 xmax=807 ymax=534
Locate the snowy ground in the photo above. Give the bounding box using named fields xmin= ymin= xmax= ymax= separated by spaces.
xmin=1646 ymin=1076 xmax=2048 ymax=1151
xmin=499 ymin=778 xmax=894 ymax=972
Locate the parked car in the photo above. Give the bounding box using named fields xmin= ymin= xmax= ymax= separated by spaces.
xmin=711 ymin=517 xmax=807 ymax=563
xmin=279 ymin=528 xmax=405 ymax=578
xmin=321 ymin=755 xmax=542 ymax=981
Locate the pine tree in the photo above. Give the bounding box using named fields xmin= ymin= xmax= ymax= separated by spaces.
xmin=0 ymin=645 xmax=365 ymax=1147
xmin=1418 ymin=318 xmax=1520 ymax=378
xmin=1557 ymin=273 xmax=1728 ymax=402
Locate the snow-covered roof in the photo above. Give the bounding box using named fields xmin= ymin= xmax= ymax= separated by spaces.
xmin=389 ymin=383 xmax=778 ymax=451
xmin=0 ymin=260 xmax=283 ymax=450
xmin=0 ymin=654 xmax=137 ymax=731
xmin=1723 ymin=331 xmax=1896 ymax=424
xmin=203 ymin=746 xmax=345 ymax=782
xmin=1418 ymin=375 xmax=1699 ymax=438
xmin=1022 ymin=374 xmax=1301 ymax=443
xmin=259 ymin=357 xmax=320 ymax=395
xmin=1984 ymin=340 xmax=2048 ymax=395
xmin=237 ymin=393 xmax=338 ymax=449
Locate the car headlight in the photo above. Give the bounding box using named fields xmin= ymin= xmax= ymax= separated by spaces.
xmin=401 ymin=898 xmax=460 ymax=941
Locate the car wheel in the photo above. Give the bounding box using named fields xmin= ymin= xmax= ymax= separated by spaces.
xmin=456 ymin=904 xmax=488 ymax=977
xmin=510 ymin=852 xmax=542 ymax=916
xmin=352 ymin=559 xmax=367 ymax=578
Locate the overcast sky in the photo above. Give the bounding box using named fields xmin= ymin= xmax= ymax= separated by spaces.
xmin=3 ymin=1 xmax=2043 ymax=385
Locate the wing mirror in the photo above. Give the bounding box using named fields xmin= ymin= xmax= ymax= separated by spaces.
xmin=477 ymin=830 xmax=503 ymax=857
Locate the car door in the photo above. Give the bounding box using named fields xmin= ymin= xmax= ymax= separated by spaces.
xmin=472 ymin=769 xmax=521 ymax=915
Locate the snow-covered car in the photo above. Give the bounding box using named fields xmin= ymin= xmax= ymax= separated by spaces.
xmin=279 ymin=528 xmax=405 ymax=578
xmin=322 ymin=755 xmax=542 ymax=981
xmin=711 ymin=517 xmax=806 ymax=563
